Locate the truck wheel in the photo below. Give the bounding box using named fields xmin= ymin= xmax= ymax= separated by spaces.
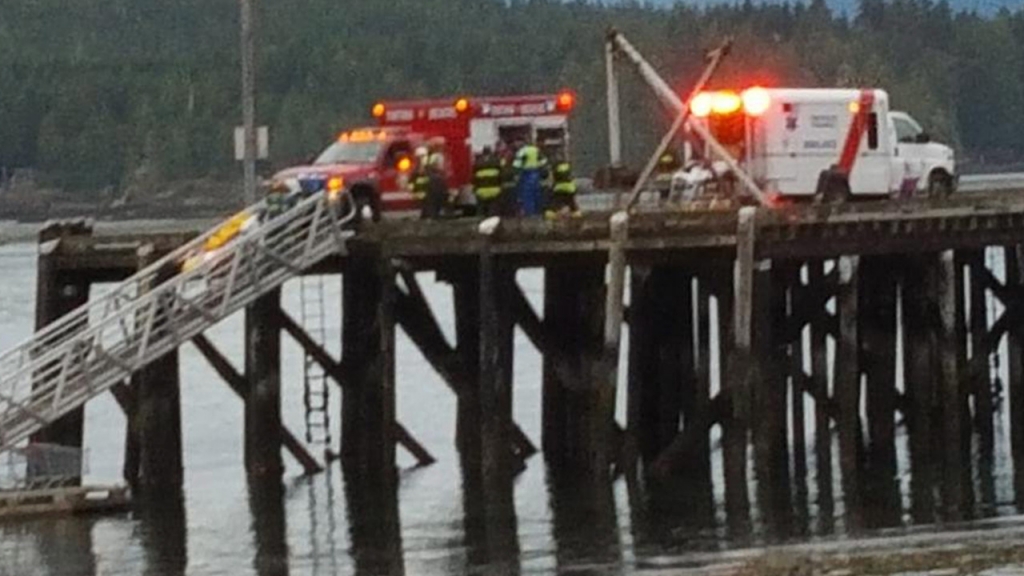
xmin=927 ymin=171 xmax=953 ymax=199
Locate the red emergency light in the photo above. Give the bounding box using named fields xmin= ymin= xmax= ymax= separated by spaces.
xmin=556 ymin=90 xmax=576 ymax=112
xmin=454 ymin=97 xmax=470 ymax=113
xmin=372 ymin=102 xmax=386 ymax=118
xmin=690 ymin=88 xmax=772 ymax=118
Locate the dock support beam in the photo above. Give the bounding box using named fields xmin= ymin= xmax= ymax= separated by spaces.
xmin=861 ymin=257 xmax=899 ymax=527
xmin=341 ymin=249 xmax=397 ymax=483
xmin=31 ymin=223 xmax=92 ymax=484
xmin=128 ymin=245 xmax=184 ymax=493
xmin=245 ymin=288 xmax=283 ymax=478
xmin=725 ymin=207 xmax=756 ymax=533
xmin=543 ymin=259 xmax=609 ymax=473
xmin=904 ymin=256 xmax=937 ymax=523
xmin=835 ymin=255 xmax=862 ymax=530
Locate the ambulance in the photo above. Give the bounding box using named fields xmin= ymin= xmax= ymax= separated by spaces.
xmin=682 ymin=87 xmax=956 ymax=201
xmin=271 ymin=91 xmax=576 ymax=219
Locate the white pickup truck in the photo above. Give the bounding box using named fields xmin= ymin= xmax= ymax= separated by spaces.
xmin=679 ymin=87 xmax=956 ymax=201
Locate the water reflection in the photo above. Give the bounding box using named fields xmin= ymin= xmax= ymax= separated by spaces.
xmin=136 ymin=490 xmax=187 ymax=576
xmin=343 ymin=469 xmax=404 ymax=576
xmin=460 ymin=453 xmax=520 ymax=575
xmin=628 ymin=466 xmax=719 ymax=557
xmin=548 ymin=468 xmax=621 ymax=574
xmin=32 ymin=517 xmax=96 ymax=576
xmin=248 ymin=477 xmax=289 ymax=576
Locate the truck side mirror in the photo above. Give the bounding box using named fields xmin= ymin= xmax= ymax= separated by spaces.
xmin=915 ymin=132 xmax=931 ymax=144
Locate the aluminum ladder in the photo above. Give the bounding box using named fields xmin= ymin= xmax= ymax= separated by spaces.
xmin=0 ymin=191 xmax=355 ymax=454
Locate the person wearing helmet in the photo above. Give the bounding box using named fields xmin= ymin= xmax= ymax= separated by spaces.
xmin=512 ymin=136 xmax=547 ymax=216
xmin=409 ymin=146 xmax=431 ymax=206
xmin=422 ymin=138 xmax=448 ymax=219
xmin=471 ymin=146 xmax=503 ymax=217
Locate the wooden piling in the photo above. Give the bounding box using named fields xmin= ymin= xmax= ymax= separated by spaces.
xmin=785 ymin=263 xmax=809 ymax=531
xmin=130 ymin=244 xmax=183 ymax=493
xmin=835 ymin=255 xmax=862 ymax=530
xmin=903 ymin=256 xmax=937 ymax=523
xmin=808 ymin=260 xmax=834 ymax=532
xmin=244 ymin=288 xmax=284 ymax=479
xmin=861 ymin=256 xmax=899 ymax=526
xmin=725 ymin=206 xmax=756 ymax=533
xmin=341 ymin=248 xmax=397 ymax=483
xmin=968 ymin=251 xmax=994 ymax=451
xmin=1005 ymin=245 xmax=1024 ymax=509
xmin=31 ymin=224 xmax=92 ymax=483
xmin=937 ymin=251 xmax=966 ymax=520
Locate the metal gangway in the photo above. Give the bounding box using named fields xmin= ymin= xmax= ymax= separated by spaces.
xmin=0 ymin=191 xmax=356 ymax=455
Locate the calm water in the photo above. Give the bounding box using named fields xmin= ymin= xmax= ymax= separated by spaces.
xmin=2 ymin=241 xmax=1024 ymax=575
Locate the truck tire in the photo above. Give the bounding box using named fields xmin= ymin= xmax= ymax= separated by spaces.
xmin=927 ymin=170 xmax=953 ymax=199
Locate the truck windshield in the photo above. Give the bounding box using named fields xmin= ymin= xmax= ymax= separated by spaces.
xmin=313 ymin=141 xmax=383 ymax=165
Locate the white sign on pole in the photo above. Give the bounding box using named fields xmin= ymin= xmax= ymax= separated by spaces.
xmin=234 ymin=126 xmax=269 ymax=160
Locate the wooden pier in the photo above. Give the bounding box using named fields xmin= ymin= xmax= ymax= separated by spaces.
xmin=24 ymin=190 xmax=1024 ymax=535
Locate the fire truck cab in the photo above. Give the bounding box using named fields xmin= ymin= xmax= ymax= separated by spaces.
xmin=683 ymin=87 xmax=956 ymax=200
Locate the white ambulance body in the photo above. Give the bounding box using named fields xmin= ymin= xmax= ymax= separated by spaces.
xmin=688 ymin=88 xmax=956 ymax=198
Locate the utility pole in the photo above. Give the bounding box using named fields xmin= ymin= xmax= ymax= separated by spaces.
xmin=240 ymin=0 xmax=257 ymax=205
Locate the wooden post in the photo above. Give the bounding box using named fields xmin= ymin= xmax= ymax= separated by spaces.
xmin=835 ymin=255 xmax=862 ymax=530
xmin=30 ymin=224 xmax=91 ymax=484
xmin=903 ymin=256 xmax=936 ymax=523
xmin=343 ymin=449 xmax=404 ymax=576
xmin=785 ymin=264 xmax=809 ymax=531
xmin=861 ymin=257 xmax=899 ymax=526
xmin=132 ymin=245 xmax=183 ymax=493
xmin=693 ymin=277 xmax=714 ymax=513
xmin=724 ymin=206 xmax=756 ymax=533
xmin=967 ymin=250 xmax=995 ymax=511
xmin=244 ymin=288 xmax=283 ymax=479
xmin=755 ymin=261 xmax=790 ymax=533
xmin=247 ymin=477 xmax=289 ymax=576
xmin=1006 ymin=245 xmax=1024 ymax=509
xmin=452 ymin=261 xmax=481 ymax=456
xmin=934 ymin=251 xmax=965 ymax=520
xmin=808 ymin=260 xmax=833 ymax=532
xmin=341 ymin=248 xmax=397 ymax=484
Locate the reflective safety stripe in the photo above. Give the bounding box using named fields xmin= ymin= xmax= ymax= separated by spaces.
xmin=475 ymin=186 xmax=502 ymax=199
xmin=475 ymin=168 xmax=501 ymax=179
xmin=552 ymin=161 xmax=576 ymax=194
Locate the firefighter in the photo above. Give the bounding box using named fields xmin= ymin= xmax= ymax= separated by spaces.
xmin=654 ymin=148 xmax=682 ymax=201
xmin=421 ymin=137 xmax=448 ymax=219
xmin=409 ymin=146 xmax=430 ymax=204
xmin=498 ymin=144 xmax=518 ymax=216
xmin=472 ymin=146 xmax=503 ymax=217
xmin=512 ymin=138 xmax=547 ymax=216
xmin=545 ymin=151 xmax=580 ymax=219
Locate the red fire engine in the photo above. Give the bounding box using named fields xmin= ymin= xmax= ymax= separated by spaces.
xmin=271 ymin=91 xmax=576 ymax=219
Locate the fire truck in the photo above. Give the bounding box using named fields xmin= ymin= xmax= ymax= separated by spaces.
xmin=271 ymin=91 xmax=576 ymax=219
xmin=677 ymin=87 xmax=956 ymax=201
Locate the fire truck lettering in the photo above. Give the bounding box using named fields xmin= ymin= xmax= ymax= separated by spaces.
xmin=519 ymin=103 xmax=547 ymax=115
xmin=386 ymin=110 xmax=414 ymax=122
xmin=428 ymin=107 xmax=457 ymax=120
xmin=491 ymin=104 xmax=516 ymax=116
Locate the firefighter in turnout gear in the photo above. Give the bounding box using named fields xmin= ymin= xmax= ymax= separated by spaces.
xmin=545 ymin=152 xmax=580 ymax=219
xmin=421 ymin=137 xmax=448 ymax=219
xmin=409 ymin=146 xmax=430 ymax=202
xmin=472 ymin=146 xmax=503 ymax=217
xmin=654 ymin=148 xmax=682 ymax=200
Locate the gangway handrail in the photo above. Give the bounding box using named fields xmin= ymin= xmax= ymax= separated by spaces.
xmin=0 ymin=190 xmax=356 ymax=453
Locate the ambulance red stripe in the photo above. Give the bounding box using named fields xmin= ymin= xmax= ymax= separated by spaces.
xmin=837 ymin=89 xmax=875 ymax=176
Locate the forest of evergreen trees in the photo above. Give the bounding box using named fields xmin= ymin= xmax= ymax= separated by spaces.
xmin=1 ymin=0 xmax=1023 ymax=194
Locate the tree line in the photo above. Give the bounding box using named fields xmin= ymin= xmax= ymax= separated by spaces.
xmin=0 ymin=0 xmax=1022 ymax=194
